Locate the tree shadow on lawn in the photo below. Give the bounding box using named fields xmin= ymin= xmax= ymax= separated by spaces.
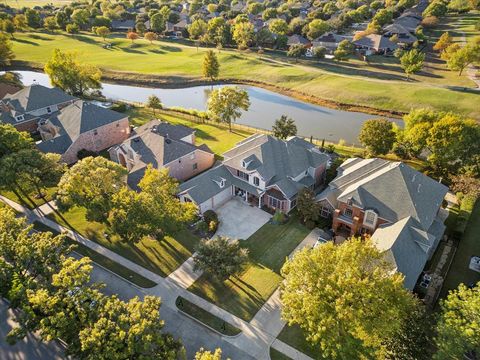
xmin=13 ymin=38 xmax=39 ymax=46
xmin=148 ymin=48 xmax=166 ymax=54
xmin=314 ymin=61 xmax=408 ymax=82
xmin=159 ymin=44 xmax=182 ymax=52
xmin=28 ymin=34 xmax=53 ymax=41
xmin=121 ymin=46 xmax=146 ymax=54
xmin=74 ymin=35 xmax=98 ymax=44
xmin=192 ymin=128 xmax=216 ymax=141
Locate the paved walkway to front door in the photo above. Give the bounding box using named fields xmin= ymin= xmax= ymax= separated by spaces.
xmin=214 ymin=198 xmax=272 ymax=240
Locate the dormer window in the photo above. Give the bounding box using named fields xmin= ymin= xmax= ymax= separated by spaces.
xmin=347 ymin=197 xmax=353 ymax=206
xmin=242 ymin=160 xmax=250 ymax=168
xmin=364 ymin=210 xmax=378 ymax=228
xmin=15 ymin=115 xmax=24 ymax=122
xmin=46 ymin=106 xmax=52 ymax=114
xmin=220 ymin=179 xmax=225 ymax=188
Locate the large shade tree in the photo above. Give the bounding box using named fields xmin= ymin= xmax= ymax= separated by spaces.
xmin=44 ymin=49 xmax=102 ymax=96
xmin=207 ymin=86 xmax=250 ymax=131
xmin=358 ymin=118 xmax=396 ymax=155
xmin=272 ymin=115 xmax=297 ymax=139
xmin=280 ymin=238 xmax=418 ymax=359
xmin=55 ymin=156 xmax=127 ymax=223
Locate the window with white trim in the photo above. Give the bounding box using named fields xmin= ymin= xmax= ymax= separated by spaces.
xmin=253 ymin=177 xmax=259 ymax=186
xmin=15 ymin=115 xmax=24 ymax=122
xmin=344 ymin=207 xmax=353 ymax=218
xmin=363 ymin=210 xmax=377 ymax=227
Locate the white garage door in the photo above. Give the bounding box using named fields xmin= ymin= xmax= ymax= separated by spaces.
xmin=212 ymin=187 xmax=232 ymax=209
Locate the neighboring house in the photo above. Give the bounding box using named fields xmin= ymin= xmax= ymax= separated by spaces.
xmin=109 ymin=120 xmax=215 ymax=189
xmin=111 ymin=19 xmax=135 ymax=31
xmin=317 ymin=157 xmax=448 ymax=289
xmin=312 ymin=32 xmax=348 ymax=52
xmin=0 ymin=84 xmax=76 ymax=132
xmin=383 ymin=23 xmax=417 ymax=46
xmin=394 ymin=15 xmax=421 ymax=33
xmin=353 ymin=34 xmax=398 ymax=55
xmin=37 ymin=100 xmax=130 ymax=164
xmin=287 ymin=34 xmax=311 ymax=47
xmin=0 ymin=83 xmax=22 ymax=100
xmin=178 ymin=134 xmax=330 ymax=213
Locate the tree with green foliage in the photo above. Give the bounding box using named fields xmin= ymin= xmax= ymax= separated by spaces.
xmin=372 ymin=8 xmax=393 ymax=26
xmin=207 ymin=17 xmax=230 ymax=46
xmin=193 ymin=236 xmax=249 ymax=279
xmin=71 ymin=9 xmax=90 ymax=30
xmin=189 ymin=19 xmax=208 ymax=40
xmin=203 ymin=50 xmax=220 ymax=81
xmin=280 ymin=238 xmax=419 ymax=359
xmin=358 ymin=119 xmax=396 ymax=155
xmin=232 ymin=21 xmax=254 ymax=49
xmin=207 ymin=86 xmax=250 ymax=131
xmin=296 ymin=188 xmax=320 ymax=228
xmin=435 ymin=283 xmax=480 ymax=359
xmin=25 ymin=9 xmax=41 ymax=28
xmin=13 ymin=14 xmax=27 ymax=31
xmin=135 ymin=21 xmax=146 ymax=35
xmin=272 ymin=115 xmax=297 ymax=139
xmin=146 ymin=94 xmax=162 ymax=116
xmin=269 ymin=18 xmax=288 ymax=36
xmin=0 ymin=34 xmax=14 ymax=66
xmin=44 ymin=49 xmax=101 ymax=95
xmin=2 ymin=19 xmax=15 ymax=38
xmin=66 ymin=23 xmax=79 ymax=34
xmin=150 ymin=12 xmax=166 ymax=33
xmin=400 ymin=49 xmax=425 ymax=79
xmin=287 ymin=44 xmax=307 ymax=60
xmin=55 ymin=156 xmax=127 ymax=223
xmin=95 ymin=25 xmax=110 ymax=40
xmin=423 ymin=0 xmax=448 ymax=17
xmin=433 ymin=32 xmax=452 ymax=52
xmin=313 ymin=46 xmax=327 ymax=59
xmin=306 ymin=19 xmax=330 ymax=40
xmin=195 ymin=348 xmax=224 ymax=360
xmin=54 ymin=11 xmax=68 ymax=30
xmin=443 ymin=43 xmax=477 ymax=75
xmin=334 ymin=39 xmax=354 ymax=61
xmin=43 ymin=16 xmax=57 ymax=32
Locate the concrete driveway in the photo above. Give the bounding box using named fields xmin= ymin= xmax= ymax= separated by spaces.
xmin=214 ymin=198 xmax=271 ymax=240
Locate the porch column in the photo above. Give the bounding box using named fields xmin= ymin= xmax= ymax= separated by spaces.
xmin=258 ymin=193 xmax=263 ymax=208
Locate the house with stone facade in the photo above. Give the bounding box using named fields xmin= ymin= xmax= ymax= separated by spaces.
xmin=109 ymin=120 xmax=215 ymax=189
xmin=178 ymin=134 xmax=330 ymax=214
xmin=0 ymin=84 xmax=76 ymax=133
xmin=317 ymin=157 xmax=449 ymax=289
xmin=36 ymin=100 xmax=130 ymax=164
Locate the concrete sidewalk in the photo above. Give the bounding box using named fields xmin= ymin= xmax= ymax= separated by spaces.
xmin=1 ymin=195 xmax=317 ymax=360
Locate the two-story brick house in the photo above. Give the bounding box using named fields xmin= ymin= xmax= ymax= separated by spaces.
xmin=36 ymin=100 xmax=130 ymax=164
xmin=0 ymin=84 xmax=76 ymax=133
xmin=317 ymin=157 xmax=449 ymax=289
xmin=178 ymin=134 xmax=330 ymax=213
xmin=109 ymin=120 xmax=215 ymax=189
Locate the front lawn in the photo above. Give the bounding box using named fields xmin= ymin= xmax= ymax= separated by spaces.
xmin=0 ymin=186 xmax=57 ymax=210
xmin=277 ymin=324 xmax=322 ymax=360
xmin=440 ymin=199 xmax=480 ymax=298
xmin=188 ymin=214 xmax=310 ymax=321
xmin=47 ymin=206 xmax=200 ymax=277
xmin=128 ymin=108 xmax=252 ymax=156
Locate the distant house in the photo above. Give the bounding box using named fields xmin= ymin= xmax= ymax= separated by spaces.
xmin=394 ymin=15 xmax=421 ymax=33
xmin=0 ymin=84 xmax=76 ymax=133
xmin=317 ymin=158 xmax=448 ymax=289
xmin=37 ymin=100 xmax=130 ymax=164
xmin=383 ymin=23 xmax=417 ymax=46
xmin=312 ymin=32 xmax=348 ymax=52
xmin=178 ymin=134 xmax=330 ymax=213
xmin=109 ymin=120 xmax=215 ymax=189
xmin=353 ymin=34 xmax=398 ymax=55
xmin=111 ymin=19 xmax=135 ymax=31
xmin=287 ymin=34 xmax=311 ymax=47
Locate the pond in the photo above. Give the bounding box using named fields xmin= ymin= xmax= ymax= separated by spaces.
xmin=13 ymin=70 xmax=402 ymax=145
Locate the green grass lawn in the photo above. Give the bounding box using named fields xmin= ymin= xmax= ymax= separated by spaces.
xmin=32 ymin=221 xmax=157 ymax=288
xmin=188 ymin=214 xmax=310 ymax=322
xmin=0 ymin=186 xmax=56 ymax=210
xmin=11 ymin=31 xmax=480 ymax=119
xmin=270 ymin=348 xmax=293 ymax=360
xmin=128 ymin=108 xmax=252 ymax=156
xmin=440 ymin=199 xmax=480 ymax=298
xmin=47 ymin=206 xmax=200 ymax=277
xmin=277 ymin=324 xmax=323 ymax=360
xmin=3 ymin=0 xmax=72 ymax=8
xmin=175 ymin=296 xmax=241 ymax=336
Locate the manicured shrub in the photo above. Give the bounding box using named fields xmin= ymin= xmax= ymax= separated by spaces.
xmin=203 ymin=210 xmax=218 ymax=224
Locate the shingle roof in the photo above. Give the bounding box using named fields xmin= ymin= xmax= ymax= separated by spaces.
xmin=1 ymin=84 xmax=75 ymax=114
xmin=37 ymin=100 xmax=126 ymax=154
xmin=223 ymin=134 xmax=329 ymax=198
xmin=287 ymin=34 xmax=310 ymax=45
xmin=353 ymin=34 xmax=398 ymax=51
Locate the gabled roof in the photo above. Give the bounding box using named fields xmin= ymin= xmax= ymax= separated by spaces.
xmin=353 ymin=34 xmax=398 ymax=51
xmin=222 ymin=134 xmax=329 ymax=197
xmin=287 ymin=34 xmax=310 ymax=45
xmin=394 ymin=15 xmax=421 ymax=32
xmin=117 ymin=120 xmax=211 ymax=189
xmin=37 ymin=100 xmax=126 ymax=155
xmin=1 ymin=84 xmax=76 ymax=114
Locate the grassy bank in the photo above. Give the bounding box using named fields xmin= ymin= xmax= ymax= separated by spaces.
xmin=32 ymin=221 xmax=157 ymax=288
xmin=11 ymin=31 xmax=480 ymax=119
xmin=188 ymin=214 xmax=309 ymax=322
